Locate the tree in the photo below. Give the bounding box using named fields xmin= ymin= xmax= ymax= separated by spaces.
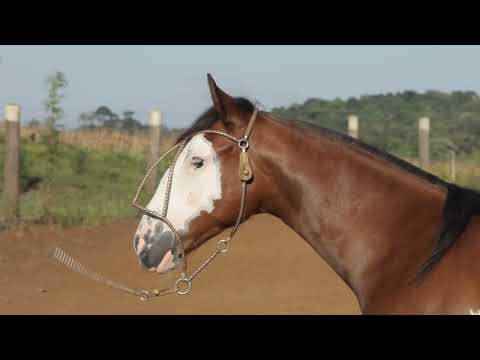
xmin=121 ymin=110 xmax=144 ymax=131
xmin=43 ymin=70 xmax=68 ymax=155
xmin=44 ymin=71 xmax=68 ymax=129
xmin=271 ymin=90 xmax=480 ymax=159
xmin=41 ymin=70 xmax=68 ymax=224
xmin=94 ymin=106 xmax=119 ymax=127
xmin=77 ymin=106 xmax=146 ymax=131
xmin=78 ymin=111 xmax=96 ymax=128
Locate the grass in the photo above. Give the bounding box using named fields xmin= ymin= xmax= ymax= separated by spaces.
xmin=0 ymin=137 xmax=171 ymax=227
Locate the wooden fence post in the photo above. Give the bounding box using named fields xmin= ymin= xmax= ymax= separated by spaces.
xmin=418 ymin=117 xmax=430 ymax=170
xmin=146 ymin=109 xmax=162 ymax=194
xmin=2 ymin=104 xmax=21 ymax=221
xmin=449 ymin=149 xmax=456 ymax=182
xmin=348 ymin=115 xmax=359 ymax=139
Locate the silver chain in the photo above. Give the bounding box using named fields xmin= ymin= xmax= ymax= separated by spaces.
xmin=50 ymin=247 xmax=175 ymax=300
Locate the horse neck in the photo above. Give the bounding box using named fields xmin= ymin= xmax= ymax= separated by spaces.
xmin=251 ymin=115 xmax=447 ymax=310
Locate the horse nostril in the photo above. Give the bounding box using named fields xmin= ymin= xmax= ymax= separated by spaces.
xmin=138 ymin=231 xmax=175 ymax=269
xmin=139 ymin=249 xmax=149 ymax=267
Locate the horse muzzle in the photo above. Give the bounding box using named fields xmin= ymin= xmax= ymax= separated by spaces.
xmin=135 ymin=229 xmax=184 ymax=274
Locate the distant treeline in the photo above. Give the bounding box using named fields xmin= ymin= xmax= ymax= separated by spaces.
xmin=271 ymin=90 xmax=480 ymax=159
xmin=23 ymin=91 xmax=480 ymax=160
xmin=75 ymin=106 xmax=184 ymax=138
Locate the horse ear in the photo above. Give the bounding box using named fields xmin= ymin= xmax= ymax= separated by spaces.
xmin=207 ymin=73 xmax=226 ymax=115
xmin=207 ymin=74 xmax=241 ymax=128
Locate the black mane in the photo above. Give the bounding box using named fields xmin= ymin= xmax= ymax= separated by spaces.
xmin=176 ymin=97 xmax=254 ymax=144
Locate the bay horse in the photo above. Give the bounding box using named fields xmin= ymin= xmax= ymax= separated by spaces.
xmin=133 ymin=74 xmax=480 ymax=314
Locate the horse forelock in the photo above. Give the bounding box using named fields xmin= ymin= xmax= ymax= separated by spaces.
xmin=176 ymin=97 xmax=255 ymax=144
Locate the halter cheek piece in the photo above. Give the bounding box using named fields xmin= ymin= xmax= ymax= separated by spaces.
xmin=51 ymin=109 xmax=258 ymax=301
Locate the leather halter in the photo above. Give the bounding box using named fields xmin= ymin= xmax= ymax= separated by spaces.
xmin=131 ymin=109 xmax=258 ymax=299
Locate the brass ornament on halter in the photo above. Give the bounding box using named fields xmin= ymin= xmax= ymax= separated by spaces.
xmin=239 ymin=146 xmax=253 ymax=182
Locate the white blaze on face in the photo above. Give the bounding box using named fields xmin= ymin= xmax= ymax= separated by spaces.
xmin=151 ymin=134 xmax=222 ymax=230
xmin=134 ymin=134 xmax=223 ymax=272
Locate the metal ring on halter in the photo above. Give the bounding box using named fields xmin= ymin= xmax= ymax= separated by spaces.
xmin=175 ymin=277 xmax=192 ymax=295
xmin=238 ymin=139 xmax=249 ymax=150
xmin=217 ymin=239 xmax=231 ymax=253
xmin=139 ymin=290 xmax=153 ymax=301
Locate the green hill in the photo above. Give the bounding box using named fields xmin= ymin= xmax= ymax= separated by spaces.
xmin=271 ymin=90 xmax=480 ymax=160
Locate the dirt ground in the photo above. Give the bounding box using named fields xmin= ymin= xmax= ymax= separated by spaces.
xmin=0 ymin=214 xmax=360 ymax=314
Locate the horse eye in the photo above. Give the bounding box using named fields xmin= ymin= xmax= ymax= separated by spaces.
xmin=192 ymin=157 xmax=204 ymax=169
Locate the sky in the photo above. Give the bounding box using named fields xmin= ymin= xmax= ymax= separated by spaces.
xmin=1 ymin=45 xmax=480 ymax=129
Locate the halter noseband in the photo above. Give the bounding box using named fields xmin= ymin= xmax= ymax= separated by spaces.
xmin=131 ymin=109 xmax=258 ymax=299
